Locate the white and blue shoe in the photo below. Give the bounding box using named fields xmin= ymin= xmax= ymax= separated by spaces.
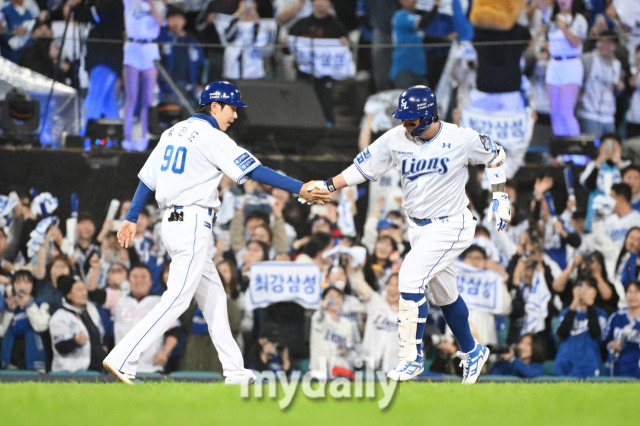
xmin=103 ymin=359 xmax=142 ymax=384
xmin=387 ymin=351 xmax=424 ymax=381
xmin=456 ymin=342 xmax=490 ymax=384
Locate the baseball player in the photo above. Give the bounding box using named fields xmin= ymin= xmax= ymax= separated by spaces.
xmin=103 ymin=81 xmax=331 ymax=384
xmin=304 ymin=85 xmax=511 ymax=383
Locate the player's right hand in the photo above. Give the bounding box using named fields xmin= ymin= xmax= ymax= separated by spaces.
xmin=298 ymin=180 xmax=331 ymax=205
xmin=117 ymin=220 xmax=137 ymax=248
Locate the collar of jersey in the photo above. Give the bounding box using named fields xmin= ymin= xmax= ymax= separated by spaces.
xmin=417 ymin=122 xmax=443 ymax=144
xmin=192 ymin=113 xmax=220 ymax=130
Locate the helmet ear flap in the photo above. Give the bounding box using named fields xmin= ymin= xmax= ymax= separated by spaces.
xmin=409 ymin=113 xmax=438 ymax=137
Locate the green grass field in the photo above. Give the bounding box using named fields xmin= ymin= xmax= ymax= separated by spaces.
xmin=0 ymin=382 xmax=637 ymax=426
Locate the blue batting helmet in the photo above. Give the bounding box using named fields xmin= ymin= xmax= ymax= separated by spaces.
xmin=200 ymin=81 xmax=247 ymax=107
xmin=392 ymin=85 xmax=438 ymax=137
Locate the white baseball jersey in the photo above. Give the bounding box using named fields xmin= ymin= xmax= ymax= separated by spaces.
xmin=577 ymin=52 xmax=622 ymax=123
xmin=309 ymin=310 xmax=354 ymax=377
xmin=138 ymin=116 xmax=261 ymax=211
xmin=124 ymin=0 xmax=163 ymax=40
xmin=360 ymin=293 xmax=399 ymax=373
xmin=604 ymin=210 xmax=640 ymax=250
xmin=353 ymin=122 xmax=498 ymax=220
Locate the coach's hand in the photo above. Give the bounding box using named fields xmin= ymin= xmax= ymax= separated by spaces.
xmin=489 ymin=192 xmax=511 ymax=232
xmin=298 ymin=180 xmax=331 ymax=205
xmin=117 ymin=220 xmax=137 ymax=248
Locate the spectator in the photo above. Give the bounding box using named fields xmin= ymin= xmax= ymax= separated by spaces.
xmin=579 ymin=132 xmax=623 ymax=231
xmin=18 ymin=20 xmax=72 ymax=81
xmin=626 ymin=45 xmax=640 ymax=138
xmin=618 ymin=227 xmax=640 ymax=288
xmin=604 ymin=280 xmax=640 ymax=378
xmin=195 ymin=0 xmax=236 ymax=83
xmin=113 ymin=265 xmax=178 ymax=373
xmin=576 ymin=31 xmax=625 ymax=139
xmin=545 ymin=0 xmax=588 ymax=136
xmin=309 ymin=285 xmax=355 ymax=379
xmin=390 ymin=0 xmax=440 ymax=88
xmin=289 ymin=0 xmax=349 ymax=126
xmin=362 ymin=0 xmax=396 ymax=91
xmin=222 ymin=0 xmax=274 ymax=80
xmin=622 ymin=165 xmax=640 ymax=212
xmin=457 ymin=245 xmax=512 ymax=346
xmin=507 ymin=229 xmax=555 ymax=346
xmin=72 ymin=0 xmax=125 ymax=134
xmin=0 ymin=0 xmax=37 ymax=63
xmin=603 ymin=183 xmax=640 ymax=250
xmin=294 ymin=232 xmax=333 ymax=271
xmin=0 ymin=270 xmax=49 ymax=372
xmin=246 ymin=326 xmax=291 ymax=374
xmin=121 ymin=0 xmax=165 ymax=152
xmin=491 ymin=333 xmax=545 ymax=378
xmin=553 ymin=251 xmax=619 ymax=316
xmin=159 ymin=6 xmax=204 ymax=104
xmin=352 ymin=270 xmax=400 ymax=373
xmin=34 ymin=254 xmax=73 ymax=315
xmin=49 ymin=275 xmax=106 ymax=373
xmin=369 ymin=235 xmax=398 ymax=290
xmin=553 ymin=277 xmax=608 ymax=378
xmin=237 ymin=239 xmax=270 ymax=288
xmin=73 ymin=212 xmax=99 ymax=281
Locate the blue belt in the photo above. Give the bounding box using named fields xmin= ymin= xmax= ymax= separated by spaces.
xmin=411 ymin=216 xmax=448 ymax=226
xmin=174 ymin=206 xmax=215 ymax=218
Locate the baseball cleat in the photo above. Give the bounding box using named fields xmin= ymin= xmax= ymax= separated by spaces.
xmin=387 ymin=352 xmax=424 ymax=381
xmin=103 ymin=360 xmax=141 ymax=384
xmin=456 ymin=343 xmax=490 ymax=384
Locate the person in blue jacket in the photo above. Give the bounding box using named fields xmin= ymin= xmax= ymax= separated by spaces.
xmin=158 ymin=6 xmax=205 ymax=106
xmin=553 ymin=277 xmax=608 ymax=378
xmin=491 ymin=333 xmax=545 ymax=378
xmin=604 ymin=281 xmax=640 ymax=378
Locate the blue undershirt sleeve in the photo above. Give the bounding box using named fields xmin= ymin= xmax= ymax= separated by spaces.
xmin=247 ymin=165 xmax=304 ymax=194
xmin=124 ymin=181 xmax=154 ymax=223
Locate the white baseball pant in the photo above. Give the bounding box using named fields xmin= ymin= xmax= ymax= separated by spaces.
xmin=399 ymin=208 xmax=476 ymax=305
xmin=105 ymin=205 xmax=254 ymax=383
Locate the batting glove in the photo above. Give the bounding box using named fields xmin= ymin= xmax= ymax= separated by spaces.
xmin=297 ymin=181 xmax=328 ymax=205
xmin=488 ymin=192 xmax=511 ymax=232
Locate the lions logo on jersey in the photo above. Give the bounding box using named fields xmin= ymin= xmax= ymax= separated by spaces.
xmin=356 ymin=147 xmax=372 ymax=164
xmin=401 ymin=156 xmax=450 ymax=181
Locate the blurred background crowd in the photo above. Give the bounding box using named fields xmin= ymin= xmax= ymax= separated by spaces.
xmin=1 ymin=0 xmax=640 ymax=381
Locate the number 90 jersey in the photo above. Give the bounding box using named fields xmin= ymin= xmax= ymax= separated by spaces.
xmin=138 ymin=116 xmax=261 ymax=211
xmin=353 ymin=122 xmax=497 ymax=220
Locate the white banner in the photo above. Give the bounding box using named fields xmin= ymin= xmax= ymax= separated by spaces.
xmin=247 ymin=262 xmax=323 ymax=310
xmin=288 ymin=36 xmax=356 ymax=80
xmin=460 ymin=107 xmax=534 ymax=154
xmin=455 ymin=262 xmax=505 ymax=315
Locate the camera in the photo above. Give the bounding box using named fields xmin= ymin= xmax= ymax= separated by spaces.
xmin=487 ymin=344 xmax=520 ymax=358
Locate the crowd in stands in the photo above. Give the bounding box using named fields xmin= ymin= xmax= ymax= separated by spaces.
xmin=1 ymin=0 xmax=640 ymax=381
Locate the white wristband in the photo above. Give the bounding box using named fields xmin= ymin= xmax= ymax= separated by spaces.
xmin=486 ymin=164 xmax=506 ymax=186
xmin=342 ymin=164 xmax=367 ymax=187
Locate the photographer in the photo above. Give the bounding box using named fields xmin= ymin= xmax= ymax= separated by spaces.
xmin=491 ymin=333 xmax=545 ymax=378
xmin=247 ymin=326 xmax=291 ymax=374
xmin=309 ymin=286 xmax=356 ymax=380
xmin=0 ymin=270 xmax=50 ymax=372
xmin=553 ymin=277 xmax=608 ymax=378
xmin=604 ymin=281 xmax=640 ymax=378
xmin=553 ymin=251 xmax=619 ymax=315
xmin=579 ymin=132 xmax=623 ymax=232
